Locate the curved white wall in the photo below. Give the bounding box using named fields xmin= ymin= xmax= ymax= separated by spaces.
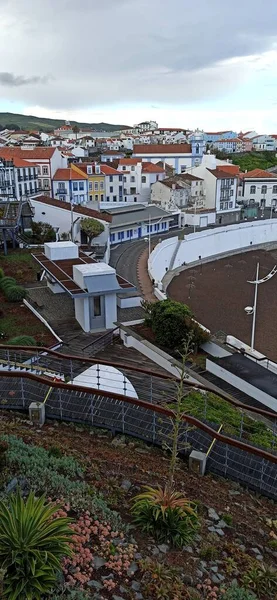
xmin=149 ymin=220 xmax=277 ymax=285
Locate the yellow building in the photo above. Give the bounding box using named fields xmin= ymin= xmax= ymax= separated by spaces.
xmin=72 ymin=163 xmax=105 ymax=205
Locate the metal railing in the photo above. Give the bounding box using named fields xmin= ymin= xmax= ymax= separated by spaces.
xmin=81 ymin=328 xmax=119 ymax=356
xmin=0 ymin=370 xmax=276 ymax=500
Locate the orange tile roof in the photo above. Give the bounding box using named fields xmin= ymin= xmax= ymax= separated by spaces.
xmin=12 ymin=157 xmax=37 ymax=168
xmin=53 ymin=168 xmax=87 ymax=181
xmin=100 ymin=164 xmax=122 ymax=175
xmin=241 ymin=169 xmax=277 ymax=179
xmin=0 ymin=147 xmax=56 ymax=160
xmin=33 ymin=195 xmax=112 ymax=222
xmin=134 ymin=143 xmax=192 ymax=154
xmin=141 ymin=162 xmax=165 ymax=173
xmin=207 ymin=168 xmax=237 ymax=179
xmin=118 ymin=158 xmax=141 ymax=166
xmin=217 ymin=165 xmax=240 ymax=175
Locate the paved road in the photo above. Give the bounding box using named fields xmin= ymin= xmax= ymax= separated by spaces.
xmin=109 ymin=228 xmax=193 ymax=291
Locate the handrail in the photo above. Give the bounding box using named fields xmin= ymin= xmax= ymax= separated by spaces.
xmin=81 ymin=328 xmax=118 ymax=352
xmin=0 ymin=369 xmax=276 ymax=464
xmin=0 ymin=345 xmax=277 ymax=420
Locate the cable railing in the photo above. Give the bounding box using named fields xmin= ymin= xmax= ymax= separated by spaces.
xmin=0 ymin=369 xmax=276 ymax=500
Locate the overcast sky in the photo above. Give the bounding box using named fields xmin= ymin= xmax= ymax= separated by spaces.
xmin=1 ymin=0 xmax=277 ymax=131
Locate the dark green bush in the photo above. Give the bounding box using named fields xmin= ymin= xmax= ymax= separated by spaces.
xmin=4 ymin=286 xmax=27 ymax=302
xmin=8 ymin=335 xmax=36 ymax=346
xmin=0 ymin=276 xmax=16 ymax=290
xmin=222 ymin=584 xmax=257 ymax=599
xmin=0 ymin=268 xmax=4 ymax=279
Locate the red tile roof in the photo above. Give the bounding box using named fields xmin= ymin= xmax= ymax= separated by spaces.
xmin=241 ymin=169 xmax=277 ymax=179
xmin=134 ymin=143 xmax=192 ymax=154
xmin=0 ymin=147 xmax=56 ymax=160
xmin=217 ymin=165 xmax=240 ymax=175
xmin=177 ymin=173 xmax=203 ymax=181
xmin=12 ymin=157 xmax=37 ymax=168
xmin=32 ymin=195 xmax=112 ymax=222
xmin=100 ymin=164 xmax=122 ymax=175
xmin=53 ymin=168 xmax=87 ymax=181
xmin=141 ymin=162 xmax=165 ymax=173
xmin=118 ymin=158 xmax=141 ymax=166
xmin=101 ymin=150 xmax=125 ymax=155
xmin=207 ymin=168 xmax=237 ymax=179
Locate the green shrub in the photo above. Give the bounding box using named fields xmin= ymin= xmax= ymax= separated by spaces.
xmin=0 ymin=490 xmax=72 ymax=599
xmin=52 ymin=591 xmax=90 ymax=599
xmin=131 ymin=485 xmax=198 ymax=547
xmin=0 ymin=268 xmax=4 ymax=279
xmin=222 ymin=513 xmax=233 ymax=526
xmin=0 ymin=276 xmax=16 ymax=290
xmin=243 ymin=565 xmax=277 ymax=598
xmin=8 ymin=335 xmax=36 ymax=346
xmin=199 ymin=544 xmax=219 ymax=560
xmin=221 ymin=584 xmax=257 ymax=599
xmin=140 ymin=559 xmax=187 ymax=600
xmin=4 ymin=285 xmax=27 ymax=302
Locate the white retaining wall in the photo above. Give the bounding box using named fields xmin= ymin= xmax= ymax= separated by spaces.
xmin=149 ymin=220 xmax=277 ymax=284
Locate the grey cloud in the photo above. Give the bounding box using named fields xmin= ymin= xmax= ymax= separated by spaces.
xmin=0 ymin=72 xmax=51 ymax=87
xmin=0 ymin=0 xmax=276 ymax=109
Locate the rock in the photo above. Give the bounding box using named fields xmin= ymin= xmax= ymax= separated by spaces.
xmin=121 ymin=479 xmax=132 ymax=492
xmin=252 ymin=547 xmax=261 ymax=554
xmin=208 ymin=508 xmax=220 ymax=521
xmin=211 ymin=574 xmax=221 ymax=584
xmin=94 ymin=556 xmax=106 ymax=569
xmin=131 ymin=581 xmax=141 ymax=592
xmin=157 ymin=544 xmax=169 ymax=554
xmin=196 ymin=569 xmax=203 ymax=579
xmin=216 ymin=520 xmax=227 ymax=529
xmin=239 ymin=545 xmax=246 ymax=552
xmin=75 ymin=426 xmax=84 ymax=432
xmin=127 ymin=561 xmax=138 ymax=576
xmin=256 ymin=554 xmax=263 ymax=561
xmin=111 ymin=437 xmax=126 ymax=448
xmin=183 ymin=545 xmax=193 ymax=553
xmin=112 ymin=596 xmax=125 ymax=600
xmin=6 ymin=478 xmax=18 ymax=494
xmin=135 ymin=594 xmax=144 ymax=600
xmin=228 ymin=490 xmax=240 ymax=496
xmin=200 ymin=561 xmax=207 ymax=569
xmin=88 ymin=581 xmax=103 ymax=590
xmin=217 ymin=574 xmax=225 ymax=582
xmin=210 ymin=566 xmax=218 ymax=573
xmin=208 ymin=526 xmax=217 ymax=534
xmin=216 ymin=529 xmax=225 ymax=537
xmin=135 ymin=552 xmax=142 ymax=560
xmin=151 ymin=546 xmax=160 ymax=556
xmin=195 ymin=534 xmax=202 ymax=542
xmin=135 ymin=447 xmax=149 ymax=454
xmin=102 ymin=573 xmax=114 ymax=580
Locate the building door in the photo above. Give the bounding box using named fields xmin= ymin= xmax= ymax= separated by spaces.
xmin=89 ymin=295 xmax=105 ymax=330
xmin=138 ymin=226 xmax=142 ymax=238
xmin=199 ymin=216 xmax=208 ymax=228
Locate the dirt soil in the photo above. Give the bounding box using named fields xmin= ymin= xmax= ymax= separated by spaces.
xmin=167 ymin=249 xmax=277 ymax=360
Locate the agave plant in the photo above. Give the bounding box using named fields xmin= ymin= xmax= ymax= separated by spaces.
xmin=0 ymin=491 xmax=72 ymax=599
xmin=131 ymin=485 xmax=198 ymax=547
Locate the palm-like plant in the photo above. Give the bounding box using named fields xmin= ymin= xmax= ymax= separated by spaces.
xmin=131 ymin=485 xmax=198 ymax=547
xmin=0 ymin=491 xmax=72 ymax=599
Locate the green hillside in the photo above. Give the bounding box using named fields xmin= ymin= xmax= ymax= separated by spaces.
xmin=0 ymin=112 xmax=130 ymax=133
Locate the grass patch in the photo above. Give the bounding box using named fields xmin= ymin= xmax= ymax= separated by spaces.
xmin=0 ymin=250 xmax=37 ymax=283
xmin=173 ymin=391 xmax=276 ymax=450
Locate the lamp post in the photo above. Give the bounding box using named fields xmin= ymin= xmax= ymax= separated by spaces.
xmin=244 ymin=262 xmax=277 ymax=351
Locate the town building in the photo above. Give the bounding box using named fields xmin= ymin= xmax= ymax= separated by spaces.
xmin=101 ymin=151 xmax=125 ymax=163
xmin=251 ymin=135 xmax=276 ymax=152
xmin=239 ymin=169 xmax=277 ymax=210
xmin=151 ymin=173 xmax=204 ymax=211
xmin=133 ymin=135 xmax=204 ymax=173
xmin=191 ymin=161 xmax=240 ymax=225
xmin=107 ymin=204 xmax=174 ymax=244
xmin=204 ymin=131 xmax=238 ymax=144
xmin=0 ymin=156 xmax=39 ymax=200
xmin=32 ymin=242 xmax=137 ymax=332
xmin=100 ymin=164 xmax=124 ymax=207
xmin=0 ymin=147 xmax=66 ymax=195
xmin=71 ymin=163 xmax=105 ymax=204
xmin=52 ymin=168 xmax=89 ymax=205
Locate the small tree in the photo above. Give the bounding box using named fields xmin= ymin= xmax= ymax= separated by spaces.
xmin=31 ymin=221 xmax=56 ymax=243
xmin=80 ymin=217 xmax=104 ymax=245
xmin=72 ymin=124 xmax=80 ymax=142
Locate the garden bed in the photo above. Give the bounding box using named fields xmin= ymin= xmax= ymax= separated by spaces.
xmin=0 ymin=289 xmax=56 ymax=346
xmin=0 ymin=411 xmax=276 ymax=599
xmin=0 ymin=249 xmax=38 ymax=283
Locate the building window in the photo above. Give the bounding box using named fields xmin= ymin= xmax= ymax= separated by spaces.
xmin=131 ymin=166 xmax=135 ymax=171
xmin=95 ymin=194 xmax=98 ymax=201
xmin=229 ymin=202 xmax=233 ymax=208
xmin=110 ymin=186 xmax=113 ymax=193
xmin=113 ymin=195 xmax=117 ymax=202
xmin=94 ymin=182 xmax=99 ymax=191
xmin=100 ymin=194 xmax=104 ymax=201
xmin=42 ymin=166 xmax=49 ymax=175
xmin=123 ymin=176 xmax=127 ymax=182
xmin=100 ymin=181 xmax=104 ymax=190
xmin=89 ymin=182 xmax=93 ymax=191
xmin=94 ymin=296 xmax=101 ymax=316
xmin=106 ymin=196 xmax=110 ymax=201
xmin=261 ymin=185 xmax=267 ymax=194
xmin=117 ymin=231 xmax=124 ymax=240
xmin=73 ymin=182 xmax=78 ymax=191
xmin=122 ymin=166 xmax=126 ymax=170
xmin=131 ymin=176 xmax=135 ymax=182
xmin=154 ymin=223 xmax=159 ymax=231
xmin=142 ymin=176 xmax=146 ymax=183
xmin=250 ymin=185 xmax=256 ymax=194
xmin=43 ymin=179 xmax=49 ymax=189
xmin=110 ymin=233 xmax=115 ymax=242
xmin=36 ymin=165 xmax=41 ymax=175
xmin=79 ymin=195 xmax=85 ymax=203
xmin=119 ymin=175 xmax=122 ymax=182
xmin=231 ymin=179 xmax=234 ymax=185
xmin=224 ymin=201 xmax=228 ymax=209
xmin=220 ymin=202 xmax=223 ymax=210
xmin=109 ymin=175 xmax=113 ymax=182
xmin=273 ymin=185 xmax=277 ymax=194
xmin=230 ymin=190 xmax=233 ymax=196
xmin=162 ymin=222 xmax=166 ymax=230
xmin=79 ymin=182 xmax=84 ymax=191
xmin=127 ymin=229 xmax=133 ymax=238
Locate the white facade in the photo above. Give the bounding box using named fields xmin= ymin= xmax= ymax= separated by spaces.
xmin=242 ymin=177 xmax=277 ymax=208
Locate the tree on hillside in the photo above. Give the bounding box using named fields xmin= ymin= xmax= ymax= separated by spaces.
xmin=4 ymin=123 xmax=20 ymax=131
xmin=80 ymin=217 xmax=104 ymax=246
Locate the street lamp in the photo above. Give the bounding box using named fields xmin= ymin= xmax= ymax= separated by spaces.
xmin=244 ymin=262 xmax=277 ymax=351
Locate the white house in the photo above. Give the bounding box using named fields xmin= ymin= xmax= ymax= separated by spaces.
xmin=133 ymin=135 xmax=204 ymax=173
xmin=0 ymin=147 xmax=66 ymax=195
xmin=0 ymin=156 xmax=39 ymax=200
xmin=32 ymin=242 xmax=137 ymax=332
xmin=151 ymin=173 xmax=205 ymax=211
xmin=240 ymin=169 xmax=277 ymax=209
xmin=52 ymin=168 xmax=89 ymax=205
xmin=191 ymin=162 xmax=241 ymax=225
xmin=117 ymin=158 xmax=165 ymax=204
xmin=108 ymin=204 xmax=174 ymax=244
xmin=30 ymin=195 xmax=111 ymax=261
xmin=251 ymin=135 xmax=276 ymax=152
xmin=99 ymin=164 xmax=124 ymax=208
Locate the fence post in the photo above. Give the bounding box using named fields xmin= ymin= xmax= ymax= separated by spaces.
xmin=260 ymin=458 xmax=265 ymax=491
xmin=70 ymin=359 xmax=73 ymax=382
xmin=91 ymin=395 xmax=94 ymax=425
xmin=271 ymin=419 xmax=277 ymax=451
xmin=97 ymin=364 xmax=100 ymax=390
xmin=150 ymin=376 xmax=153 ymax=403
xmin=58 ymin=388 xmax=63 ymax=420
xmin=123 ymin=375 xmax=127 ymax=396
xmin=7 ymin=349 xmax=10 ymax=370
xmin=122 ymin=402 xmax=125 ymax=433
xmin=20 ymin=378 xmax=25 ymax=408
